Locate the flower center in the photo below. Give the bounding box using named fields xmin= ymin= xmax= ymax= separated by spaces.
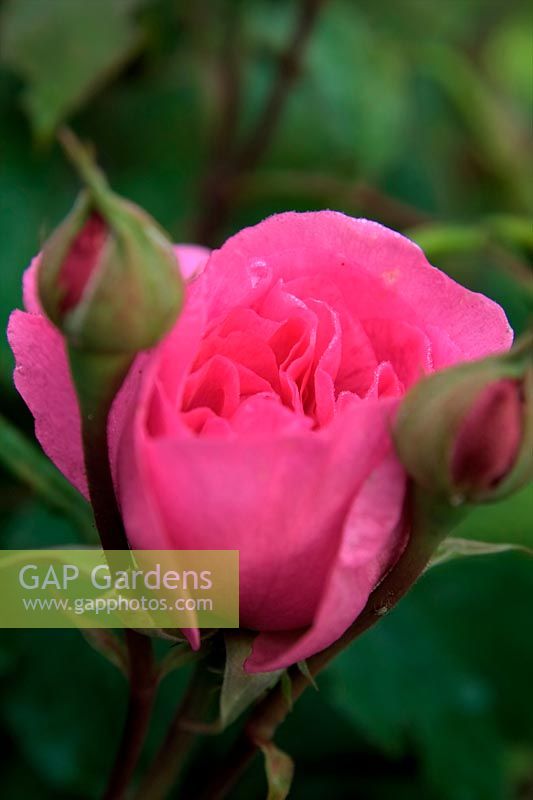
xmin=179 ymin=280 xmax=434 ymax=436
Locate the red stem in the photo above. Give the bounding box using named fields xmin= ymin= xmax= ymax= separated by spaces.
xmin=102 ymin=630 xmax=157 ymax=800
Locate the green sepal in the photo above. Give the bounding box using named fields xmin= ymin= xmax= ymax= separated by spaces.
xmin=394 ymin=332 xmax=533 ymax=504
xmin=258 ymin=740 xmax=294 ymax=800
xmin=218 ymin=633 xmax=283 ymax=731
xmin=428 ymin=536 xmax=533 ymax=569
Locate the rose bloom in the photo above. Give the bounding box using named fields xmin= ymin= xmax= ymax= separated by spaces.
xmin=9 ymin=212 xmax=512 ymax=672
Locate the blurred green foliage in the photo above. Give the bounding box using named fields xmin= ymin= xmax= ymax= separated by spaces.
xmin=0 ymin=0 xmax=531 ymax=798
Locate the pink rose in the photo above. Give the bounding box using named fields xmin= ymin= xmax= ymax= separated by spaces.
xmin=8 ymin=212 xmax=512 ymax=672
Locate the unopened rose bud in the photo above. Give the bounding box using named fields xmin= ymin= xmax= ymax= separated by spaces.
xmin=394 ymin=333 xmax=532 ymax=504
xmin=451 ymin=378 xmax=523 ymax=494
xmin=38 ymin=131 xmax=183 ymax=355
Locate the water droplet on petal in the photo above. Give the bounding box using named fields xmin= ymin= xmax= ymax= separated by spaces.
xmin=248 ymin=259 xmax=270 ymax=288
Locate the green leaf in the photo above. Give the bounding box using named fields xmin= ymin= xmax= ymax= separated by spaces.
xmin=0 ymin=0 xmax=145 ymax=141
xmin=0 ymin=414 xmax=95 ymax=542
xmin=219 ymin=633 xmax=282 ymax=730
xmin=428 ymin=536 xmax=533 ymax=569
xmin=259 ymin=740 xmax=294 ymax=800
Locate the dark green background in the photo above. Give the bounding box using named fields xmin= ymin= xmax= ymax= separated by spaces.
xmin=0 ymin=1 xmax=532 ymax=798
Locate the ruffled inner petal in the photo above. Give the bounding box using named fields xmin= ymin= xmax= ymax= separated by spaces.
xmin=362 ymin=318 xmax=434 ymax=390
xmin=365 ymin=361 xmax=403 ymax=399
xmin=164 ymin=251 xmax=448 ymax=437
xmin=183 ymin=355 xmax=240 ymax=418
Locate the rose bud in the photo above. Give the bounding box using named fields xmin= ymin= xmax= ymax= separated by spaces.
xmin=451 ymin=378 xmax=523 ymax=494
xmin=394 ymin=333 xmax=532 ymax=503
xmin=38 ymin=131 xmax=183 ymax=355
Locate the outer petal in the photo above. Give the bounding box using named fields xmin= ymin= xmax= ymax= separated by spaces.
xmin=7 ymin=310 xmax=147 ymax=497
xmin=245 ymin=451 xmax=407 ymax=671
xmin=8 ymin=245 xmax=209 ymax=496
xmin=23 ymin=256 xmax=43 ymax=314
xmin=173 ymin=244 xmax=211 ymax=281
xmin=8 ymin=310 xmax=88 ymax=495
xmin=117 ymin=331 xmax=403 ymax=646
xmin=199 ymin=212 xmax=512 ymax=360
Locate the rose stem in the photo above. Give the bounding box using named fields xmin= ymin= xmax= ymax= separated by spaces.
xmin=102 ymin=630 xmax=158 ymax=800
xmin=191 ymin=0 xmax=327 ymax=245
xmin=197 ymin=491 xmax=466 ymax=800
xmin=68 ymin=349 xmax=157 ymax=800
xmin=131 ymin=661 xmax=215 ymax=800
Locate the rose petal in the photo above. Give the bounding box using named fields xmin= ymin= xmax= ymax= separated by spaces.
xmin=119 ymin=373 xmax=400 ymax=640
xmin=245 ymin=447 xmax=407 ymax=672
xmin=183 ymin=355 xmax=240 ymax=418
xmin=173 ymin=244 xmax=211 ymax=281
xmin=199 ymin=212 xmax=512 ymax=360
xmin=8 ymin=310 xmax=88 ymax=494
xmin=116 ymin=384 xmax=201 ymax=649
xmin=363 ymin=318 xmax=433 ymax=389
xmin=23 ymin=257 xmax=43 ymax=314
